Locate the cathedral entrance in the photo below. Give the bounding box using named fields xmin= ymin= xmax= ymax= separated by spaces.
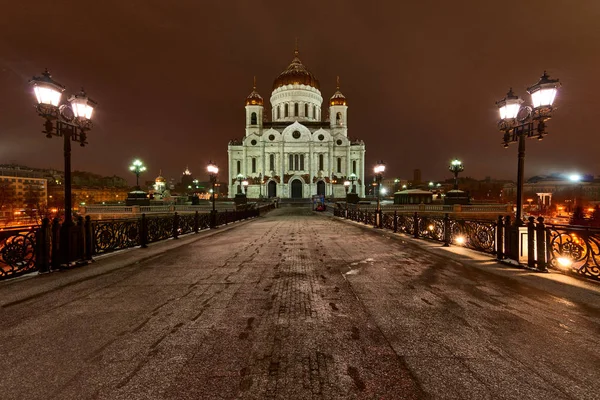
xmin=268 ymin=181 xmax=277 ymax=198
xmin=290 ymin=179 xmax=303 ymax=199
xmin=316 ymin=180 xmax=325 ymax=196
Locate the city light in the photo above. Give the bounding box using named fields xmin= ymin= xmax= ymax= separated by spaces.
xmin=569 ymin=174 xmax=582 ymax=182
xmin=455 ymin=236 xmax=466 ymax=245
xmin=556 ymin=257 xmax=573 ymax=269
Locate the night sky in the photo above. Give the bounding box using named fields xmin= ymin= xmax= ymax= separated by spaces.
xmin=1 ymin=1 xmax=599 ymax=185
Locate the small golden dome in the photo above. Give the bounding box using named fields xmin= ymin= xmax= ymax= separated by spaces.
xmin=246 ymin=76 xmax=264 ymax=106
xmin=330 ymin=76 xmax=347 ymax=106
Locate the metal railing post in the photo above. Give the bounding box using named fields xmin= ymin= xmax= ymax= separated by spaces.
xmin=35 ymin=218 xmax=51 ymax=273
xmin=536 ymin=217 xmax=547 ymax=272
xmin=76 ymin=216 xmax=85 ymax=261
xmin=194 ymin=211 xmax=199 ymax=233
xmin=173 ymin=212 xmax=179 ymax=239
xmin=51 ymin=218 xmax=60 ymax=270
xmin=443 ymin=213 xmax=451 ymax=247
xmin=140 ymin=213 xmax=148 ymax=248
xmin=496 ymin=215 xmax=504 ymax=260
xmin=84 ymin=216 xmax=93 ymax=260
xmin=393 ymin=211 xmax=398 ymax=233
xmin=413 ymin=212 xmax=419 ymax=238
xmin=527 ymin=216 xmax=535 ymax=269
xmin=504 ymin=216 xmax=512 ymax=259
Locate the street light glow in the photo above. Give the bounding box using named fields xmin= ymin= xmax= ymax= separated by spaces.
xmin=569 ymin=174 xmax=582 ymax=182
xmin=557 ymin=257 xmax=573 ymax=269
xmin=527 ymin=71 xmax=561 ymax=109
xmin=496 ymin=88 xmax=523 ymax=120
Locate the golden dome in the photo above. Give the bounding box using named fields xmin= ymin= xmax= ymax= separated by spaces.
xmin=273 ymin=49 xmax=320 ymax=90
xmin=330 ymin=77 xmax=347 ymax=106
xmin=155 ymin=170 xmax=166 ymax=183
xmin=246 ymin=76 xmax=263 ymax=106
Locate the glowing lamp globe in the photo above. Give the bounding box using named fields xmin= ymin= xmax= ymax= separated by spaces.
xmin=242 ymin=180 xmax=249 ymax=187
xmin=496 ymin=88 xmax=523 ymax=120
xmin=343 ymin=180 xmax=351 ymax=187
xmin=207 ymin=163 xmax=219 ymax=175
xmin=30 ymin=69 xmax=65 ymax=107
xmin=527 ymin=71 xmax=560 ymax=109
xmin=374 ymin=161 xmax=386 ymax=174
xmin=69 ymin=90 xmax=96 ymax=120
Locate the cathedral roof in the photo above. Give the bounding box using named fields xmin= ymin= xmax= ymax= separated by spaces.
xmin=330 ymin=76 xmax=347 ymax=106
xmin=156 ymin=170 xmax=166 ymax=183
xmin=246 ymin=76 xmax=263 ymax=106
xmin=273 ymin=49 xmax=320 ymax=90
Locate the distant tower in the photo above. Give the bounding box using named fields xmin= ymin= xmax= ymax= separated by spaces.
xmin=245 ymin=76 xmax=264 ymax=136
xmin=329 ymin=76 xmax=348 ymax=135
xmin=413 ymin=169 xmax=422 ymax=184
xmin=181 ymin=166 xmax=193 ymax=187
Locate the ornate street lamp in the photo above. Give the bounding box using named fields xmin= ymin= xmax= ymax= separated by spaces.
xmin=236 ymin=173 xmax=245 ymax=194
xmin=344 ymin=180 xmax=350 ymax=195
xmin=30 ymin=69 xmax=97 ymax=265
xmin=129 ymin=159 xmax=147 ymax=189
xmin=258 ymin=173 xmax=263 ymax=199
xmin=207 ymin=161 xmax=219 ymax=228
xmin=242 ymin=179 xmax=249 ymax=194
xmin=449 ymin=159 xmax=464 ymax=190
xmin=349 ymin=173 xmax=357 ymax=194
xmin=496 ymin=71 xmax=561 ymax=224
xmin=373 ymin=161 xmax=386 ymax=212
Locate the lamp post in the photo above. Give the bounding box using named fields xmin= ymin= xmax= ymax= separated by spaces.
xmin=258 ymin=173 xmax=263 ymax=199
xmin=242 ymin=179 xmax=249 ymax=195
xmin=349 ymin=173 xmax=357 ymax=193
xmin=331 ymin=175 xmax=337 ymax=197
xmin=129 ymin=159 xmax=147 ymax=189
xmin=30 ymin=69 xmax=96 ymax=265
xmin=344 ymin=180 xmax=350 ymax=195
xmin=207 ymin=161 xmax=219 ymax=228
xmin=449 ymin=159 xmax=464 ymax=190
xmin=374 ymin=161 xmax=386 ymax=212
xmin=236 ymin=174 xmax=244 ymax=194
xmin=496 ymin=71 xmax=561 ymax=225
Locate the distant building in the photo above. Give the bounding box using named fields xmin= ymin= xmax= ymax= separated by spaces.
xmin=413 ymin=169 xmax=422 ymax=185
xmin=0 ymin=175 xmax=47 ymax=218
xmin=227 ymin=48 xmax=366 ymax=199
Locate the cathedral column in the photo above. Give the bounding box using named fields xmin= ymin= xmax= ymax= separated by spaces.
xmin=360 ymin=148 xmax=366 ymax=197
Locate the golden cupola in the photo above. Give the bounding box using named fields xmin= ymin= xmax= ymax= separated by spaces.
xmin=246 ymin=76 xmax=263 ymax=106
xmin=330 ymin=76 xmax=347 ymax=106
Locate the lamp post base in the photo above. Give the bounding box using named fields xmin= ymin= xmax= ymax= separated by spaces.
xmin=59 ymin=222 xmax=82 ymax=266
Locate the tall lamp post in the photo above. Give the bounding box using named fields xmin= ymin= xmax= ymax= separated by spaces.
xmin=129 ymin=159 xmax=147 ymax=189
xmin=207 ymin=161 xmax=219 ymax=228
xmin=496 ymin=71 xmax=561 ymax=225
xmin=242 ymin=179 xmax=249 ymax=195
xmin=30 ymin=69 xmax=96 ymax=265
xmin=449 ymin=159 xmax=464 ymax=190
xmin=258 ymin=173 xmax=263 ymax=199
xmin=236 ymin=174 xmax=244 ymax=194
xmin=374 ymin=161 xmax=386 ymax=212
xmin=349 ymin=173 xmax=357 ymax=193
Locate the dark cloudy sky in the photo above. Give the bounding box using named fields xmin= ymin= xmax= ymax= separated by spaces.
xmin=1 ymin=0 xmax=599 ymax=185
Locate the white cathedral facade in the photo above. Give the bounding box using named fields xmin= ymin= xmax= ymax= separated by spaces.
xmin=227 ymin=49 xmax=366 ymax=199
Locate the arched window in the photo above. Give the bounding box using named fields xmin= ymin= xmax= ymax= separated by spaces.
xmin=319 ymin=154 xmax=324 ymax=171
xmin=313 ymin=105 xmax=316 ymax=119
xmin=252 ymin=158 xmax=256 ymax=173
xmin=305 ymin=104 xmax=308 ymax=117
xmin=300 ymin=154 xmax=304 ymax=171
xmin=250 ymin=112 xmax=257 ymax=125
xmin=237 ymin=161 xmax=241 ymax=174
xmin=336 ymin=112 xmax=342 ymax=125
xmin=277 ymin=106 xmax=280 ymax=119
xmin=337 ymin=158 xmax=342 ymax=173
xmin=288 ymin=154 xmax=293 ymax=170
xmin=269 ymin=154 xmax=275 ymax=171
xmin=294 ymin=154 xmax=299 ymax=170
xmin=284 ymin=104 xmax=289 ymax=117
xmin=294 ymin=103 xmax=299 ymax=117
xmin=352 ymin=160 xmax=357 ymax=174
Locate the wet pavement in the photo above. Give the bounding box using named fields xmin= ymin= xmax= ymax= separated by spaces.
xmin=0 ymin=206 xmax=599 ymax=399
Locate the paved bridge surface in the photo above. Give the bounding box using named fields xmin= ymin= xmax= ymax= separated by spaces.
xmin=0 ymin=207 xmax=599 ymax=400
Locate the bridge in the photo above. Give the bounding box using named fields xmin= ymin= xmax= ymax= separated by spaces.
xmin=0 ymin=206 xmax=599 ymax=399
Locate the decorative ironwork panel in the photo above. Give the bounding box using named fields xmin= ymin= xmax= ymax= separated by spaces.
xmin=147 ymin=216 xmax=174 ymax=243
xmin=92 ymin=219 xmax=140 ymax=255
xmin=419 ymin=215 xmax=445 ymax=241
xmin=0 ymin=227 xmax=37 ymax=279
xmin=451 ymin=219 xmax=496 ymax=254
xmin=216 ymin=212 xmax=228 ymax=226
xmin=546 ymin=225 xmax=600 ymax=280
xmin=397 ymin=214 xmax=415 ymax=235
xmin=382 ymin=213 xmax=395 ymax=230
xmin=179 ymin=214 xmax=195 ymax=235
xmin=199 ymin=213 xmax=211 ymax=229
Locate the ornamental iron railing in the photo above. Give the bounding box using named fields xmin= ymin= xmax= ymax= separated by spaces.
xmin=333 ymin=206 xmax=599 ymax=281
xmin=0 ymin=203 xmax=276 ymax=280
